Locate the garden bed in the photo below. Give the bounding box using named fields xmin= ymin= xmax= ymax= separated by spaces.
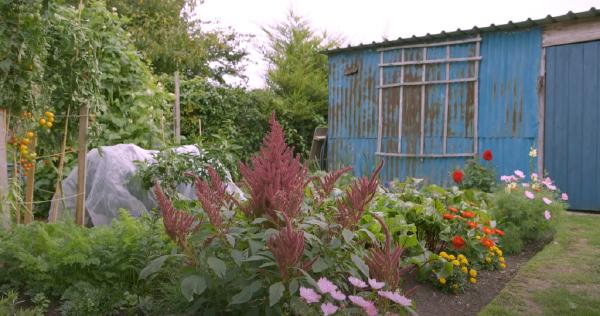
xmin=407 ymin=239 xmax=547 ymax=316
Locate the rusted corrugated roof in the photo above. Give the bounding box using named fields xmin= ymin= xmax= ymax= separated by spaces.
xmin=325 ymin=7 xmax=600 ymax=54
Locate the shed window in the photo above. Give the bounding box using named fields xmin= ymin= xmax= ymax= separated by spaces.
xmin=376 ymin=36 xmax=481 ymax=158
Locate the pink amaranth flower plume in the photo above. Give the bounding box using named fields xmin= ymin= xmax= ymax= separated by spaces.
xmin=321 ymin=302 xmax=338 ymax=316
xmin=313 ymin=166 xmax=353 ymax=202
xmin=154 ymin=184 xmax=200 ymax=250
xmin=300 ymin=287 xmax=321 ymax=304
xmin=194 ymin=166 xmax=228 ymax=231
xmin=378 ymin=290 xmax=412 ymax=306
xmin=348 ymin=276 xmax=367 ymax=288
xmin=267 ymin=215 xmax=304 ymax=279
xmin=335 ymin=161 xmax=383 ymax=229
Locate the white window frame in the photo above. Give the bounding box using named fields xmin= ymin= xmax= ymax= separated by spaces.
xmin=376 ymin=36 xmax=481 ymax=158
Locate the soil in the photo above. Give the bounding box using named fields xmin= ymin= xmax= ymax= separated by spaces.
xmin=406 ymin=240 xmax=548 ymax=316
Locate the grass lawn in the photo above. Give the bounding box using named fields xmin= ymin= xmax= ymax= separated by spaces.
xmin=479 ymin=212 xmax=600 ymax=316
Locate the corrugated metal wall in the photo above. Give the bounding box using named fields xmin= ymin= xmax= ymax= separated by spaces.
xmin=327 ymin=28 xmax=542 ymax=183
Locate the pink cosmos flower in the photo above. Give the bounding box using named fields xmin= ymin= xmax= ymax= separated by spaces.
xmin=349 ymin=296 xmax=378 ymax=316
xmin=300 ymin=287 xmax=321 ymax=304
xmin=544 ymin=210 xmax=552 ymax=220
xmin=546 ymin=183 xmax=557 ymax=191
xmin=543 ymin=197 xmax=552 ymax=205
xmin=321 ymin=302 xmax=338 ymax=316
xmin=514 ymin=170 xmax=525 ymax=179
xmin=331 ymin=290 xmax=346 ymax=301
xmin=317 ymin=277 xmax=338 ymax=294
xmin=348 ymin=276 xmax=367 ymax=288
xmin=378 ymin=290 xmax=412 ymax=306
xmin=522 ymin=183 xmax=530 ymax=187
xmin=368 ymin=278 xmax=385 ymax=290
xmin=524 ymin=191 xmax=535 ymax=199
xmin=500 ymin=175 xmax=510 ymax=182
xmin=561 ymin=193 xmax=569 ymax=201
xmin=531 ymin=173 xmax=539 ymax=181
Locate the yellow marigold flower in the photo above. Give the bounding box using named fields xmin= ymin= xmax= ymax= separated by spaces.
xmin=496 ymin=250 xmax=503 ymax=256
xmin=485 ymin=257 xmax=492 ymax=263
xmin=469 ymin=269 xmax=477 ymax=277
xmin=448 ymin=255 xmax=456 ymax=261
xmin=457 ymin=254 xmax=465 ymax=260
xmin=476 ymin=235 xmax=481 ymax=240
xmin=469 ymin=277 xmax=477 ymax=284
xmin=461 ymin=267 xmax=468 ymax=273
xmin=452 ymin=260 xmax=460 ymax=266
xmin=500 ymin=263 xmax=507 ymax=269
xmin=439 ymin=251 xmax=448 ymax=258
xmin=461 ymin=258 xmax=468 ymax=265
xmin=439 ymin=277 xmax=447 ymax=285
xmin=499 ymin=257 xmax=505 ymax=263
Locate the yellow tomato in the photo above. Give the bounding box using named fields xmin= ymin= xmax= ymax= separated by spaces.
xmin=46 ymin=122 xmax=53 ymax=128
xmin=45 ymin=111 xmax=54 ymax=117
xmin=476 ymin=235 xmax=481 ymax=240
xmin=39 ymin=118 xmax=46 ymax=125
xmin=26 ymin=131 xmax=34 ymax=138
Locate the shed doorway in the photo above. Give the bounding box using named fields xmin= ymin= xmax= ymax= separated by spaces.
xmin=544 ymin=40 xmax=600 ymax=211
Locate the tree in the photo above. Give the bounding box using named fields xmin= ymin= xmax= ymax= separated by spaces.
xmin=103 ymin=0 xmax=247 ymax=82
xmin=261 ymin=11 xmax=340 ymax=154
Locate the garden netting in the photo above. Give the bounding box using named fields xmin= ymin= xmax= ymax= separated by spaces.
xmin=49 ymin=144 xmax=243 ymax=226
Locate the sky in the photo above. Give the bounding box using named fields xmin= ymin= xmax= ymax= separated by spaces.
xmin=196 ymin=0 xmax=599 ymax=88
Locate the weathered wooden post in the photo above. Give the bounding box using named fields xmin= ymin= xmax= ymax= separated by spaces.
xmin=0 ymin=109 xmax=9 ymax=229
xmin=24 ymin=138 xmax=36 ymax=224
xmin=174 ymin=71 xmax=181 ymax=144
xmin=75 ymin=104 xmax=88 ymax=226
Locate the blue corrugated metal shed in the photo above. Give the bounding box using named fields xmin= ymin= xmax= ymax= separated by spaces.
xmin=325 ymin=7 xmax=600 ymax=207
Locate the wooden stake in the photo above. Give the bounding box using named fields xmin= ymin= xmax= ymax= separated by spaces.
xmin=75 ymin=104 xmax=88 ymax=226
xmin=0 ymin=109 xmax=9 ymax=229
xmin=49 ymin=106 xmax=70 ymax=223
xmin=174 ymin=71 xmax=181 ymax=144
xmin=24 ymin=138 xmax=36 ymax=224
xmin=198 ymin=118 xmax=202 ymax=137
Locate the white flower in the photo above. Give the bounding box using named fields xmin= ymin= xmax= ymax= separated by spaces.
xmin=529 ymin=147 xmax=537 ymax=158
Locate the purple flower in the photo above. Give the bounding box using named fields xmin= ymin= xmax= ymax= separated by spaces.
xmin=544 ymin=210 xmax=552 ymax=221
xmin=561 ymin=193 xmax=569 ymax=201
xmin=330 ymin=290 xmax=346 ymax=301
xmin=524 ymin=191 xmax=535 ymax=199
xmin=317 ymin=277 xmax=338 ymax=294
xmin=321 ymin=302 xmax=338 ymax=316
xmin=514 ymin=170 xmax=525 ymax=179
xmin=368 ymin=278 xmax=385 ymax=290
xmin=348 ymin=276 xmax=367 ymax=288
xmin=543 ymin=197 xmax=552 ymax=205
xmin=378 ymin=290 xmax=412 ymax=306
xmin=349 ymin=295 xmax=377 ymax=316
xmin=300 ymin=287 xmax=321 ymax=304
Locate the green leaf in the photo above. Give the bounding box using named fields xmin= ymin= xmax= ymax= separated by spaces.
xmin=207 ymin=257 xmax=226 ymax=278
xmin=231 ymin=249 xmax=245 ymax=266
xmin=249 ymin=240 xmax=263 ymax=254
xmin=139 ymin=255 xmax=172 ymax=279
xmin=225 ymin=234 xmax=236 ymax=247
xmin=230 ymin=286 xmax=254 ymax=305
xmin=181 ymin=275 xmax=207 ymax=302
xmin=289 ymin=279 xmax=299 ymax=295
xmin=342 ymin=228 xmax=355 ymax=243
xmin=311 ymin=257 xmax=328 ymax=273
xmin=351 ymin=254 xmax=369 ymax=277
xmin=269 ymin=282 xmax=285 ymax=307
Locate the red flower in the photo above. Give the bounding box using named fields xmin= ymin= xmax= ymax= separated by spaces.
xmin=461 ymin=211 xmax=475 ymax=218
xmin=482 ymin=226 xmax=493 ymax=235
xmin=494 ymin=228 xmax=505 ymax=236
xmin=452 ymin=169 xmax=464 ymax=184
xmin=443 ymin=213 xmax=455 ymax=220
xmin=467 ymin=221 xmax=477 ymax=229
xmin=482 ymin=149 xmax=493 ymax=161
xmin=452 ymin=235 xmax=466 ymax=250
xmin=448 ymin=207 xmax=459 ymax=213
xmin=481 ymin=237 xmax=495 ymax=249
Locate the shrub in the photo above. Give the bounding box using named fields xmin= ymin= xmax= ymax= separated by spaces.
xmin=0 ymin=211 xmax=172 ymax=314
xmin=491 ymin=170 xmax=567 ymax=253
xmin=460 ymin=158 xmax=496 ymax=192
xmin=140 ymin=115 xmax=415 ymax=314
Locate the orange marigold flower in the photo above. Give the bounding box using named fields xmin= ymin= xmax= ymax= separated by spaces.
xmin=448 ymin=207 xmax=459 ymax=213
xmin=482 ymin=226 xmax=493 ymax=235
xmin=461 ymin=211 xmax=475 ymax=218
xmin=467 ymin=221 xmax=477 ymax=229
xmin=452 ymin=235 xmax=465 ymax=250
xmin=443 ymin=213 xmax=455 ymax=220
xmin=494 ymin=228 xmax=505 ymax=236
xmin=481 ymin=237 xmax=495 ymax=249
